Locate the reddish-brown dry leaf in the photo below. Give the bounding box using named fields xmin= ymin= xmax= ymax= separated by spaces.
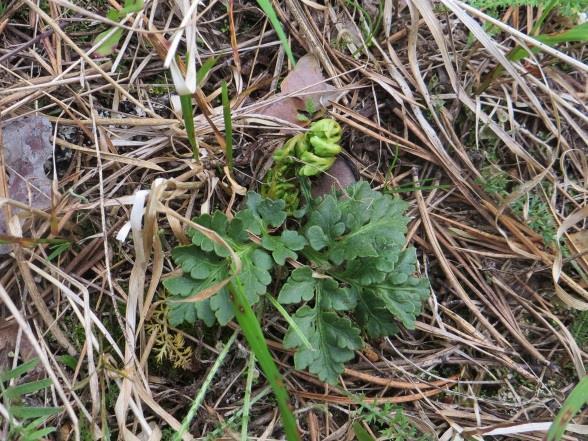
xmin=0 ymin=116 xmax=52 ymax=253
xmin=258 ymin=54 xmax=337 ymax=125
xmin=311 ymin=157 xmax=357 ymax=198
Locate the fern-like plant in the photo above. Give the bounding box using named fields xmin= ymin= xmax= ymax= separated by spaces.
xmin=164 ymin=182 xmax=430 ymax=384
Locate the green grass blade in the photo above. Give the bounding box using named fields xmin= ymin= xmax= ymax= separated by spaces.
xmin=267 ymin=295 xmax=313 ymax=350
xmin=352 ymin=422 xmax=377 ymax=441
xmin=0 ymin=358 xmax=39 ymax=383
xmin=47 ymin=241 xmax=71 ymax=262
xmin=197 ymin=56 xmax=218 ymax=86
xmin=3 ymin=378 xmax=53 ymax=400
xmin=119 ymin=0 xmax=143 ymax=16
xmin=256 ymin=0 xmax=295 ymax=65
xmin=94 ymin=28 xmax=124 ymax=57
xmin=172 ymin=331 xmax=237 ymax=441
xmin=94 ymin=0 xmax=143 ymax=56
xmin=546 ymin=376 xmax=588 ymax=441
xmin=531 ymin=0 xmax=558 ymax=34
xmin=535 ymin=22 xmax=588 ymax=45
xmin=221 ymin=80 xmax=234 ymax=171
xmin=208 ymin=387 xmax=273 ymax=439
xmin=479 ymin=22 xmax=588 ymax=93
xmin=10 ymin=406 xmax=62 ymax=419
xmin=179 ymin=94 xmax=199 ymax=162
xmin=23 ymin=416 xmax=49 ymax=428
xmin=508 ymin=23 xmax=588 ymax=65
xmin=22 ymin=427 xmax=56 ymax=441
xmin=228 ymin=278 xmax=301 ymax=441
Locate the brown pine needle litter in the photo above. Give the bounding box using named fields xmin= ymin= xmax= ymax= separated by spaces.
xmin=1 ymin=0 xmax=587 ymax=440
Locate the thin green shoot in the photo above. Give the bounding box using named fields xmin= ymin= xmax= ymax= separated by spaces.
xmin=0 ymin=237 xmax=69 ymax=248
xmin=385 ymin=143 xmax=400 ymax=180
xmin=204 ymin=387 xmax=272 ymax=440
xmin=94 ymin=0 xmax=144 ymax=56
xmin=47 ymin=240 xmax=71 ymax=261
xmin=228 ymin=278 xmax=301 ymax=441
xmin=240 ymin=352 xmax=256 ymax=441
xmin=345 ymin=0 xmax=383 ymax=48
xmin=8 ymin=406 xmax=62 ymax=419
xmin=197 ymin=56 xmax=218 ymax=87
xmin=179 ymin=94 xmax=199 ymax=162
xmin=221 ymin=80 xmax=233 ymax=171
xmin=531 ymin=0 xmax=559 ymax=34
xmin=256 ymin=0 xmax=296 ymax=65
xmin=172 ymin=330 xmax=238 ymax=441
xmin=266 ymin=295 xmax=313 ymax=350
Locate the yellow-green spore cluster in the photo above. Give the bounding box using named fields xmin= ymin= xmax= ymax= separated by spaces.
xmin=262 ymin=119 xmax=342 ymax=210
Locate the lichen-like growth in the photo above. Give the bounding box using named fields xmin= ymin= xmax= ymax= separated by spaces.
xmin=1 ymin=116 xmax=53 ymax=254
xmin=146 ymin=303 xmax=193 ymax=369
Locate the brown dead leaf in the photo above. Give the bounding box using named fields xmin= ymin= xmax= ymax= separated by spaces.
xmin=0 ymin=320 xmax=35 ymax=372
xmin=311 ymin=157 xmax=358 ymax=198
xmin=569 ymin=230 xmax=588 ymax=271
xmin=256 ymin=96 xmax=301 ymax=126
xmin=280 ymin=54 xmax=336 ymax=107
xmin=258 ymin=54 xmax=337 ymax=125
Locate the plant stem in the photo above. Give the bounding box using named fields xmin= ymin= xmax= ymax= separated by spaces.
xmin=179 ymin=94 xmax=199 ymax=162
xmin=228 ymin=278 xmax=301 ymax=441
xmin=172 ymin=330 xmax=237 ymax=441
xmin=221 ymin=80 xmax=233 ymax=171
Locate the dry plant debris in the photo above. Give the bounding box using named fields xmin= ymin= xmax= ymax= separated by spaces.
xmin=0 ymin=0 xmax=587 ymax=440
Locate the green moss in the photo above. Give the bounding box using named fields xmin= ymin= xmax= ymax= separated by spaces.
xmin=477 ymin=166 xmax=557 ymax=245
xmin=358 ymin=402 xmax=430 ymax=440
xmin=571 ymin=310 xmax=588 ymax=351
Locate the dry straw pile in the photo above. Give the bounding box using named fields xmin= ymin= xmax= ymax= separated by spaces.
xmin=0 ymin=0 xmax=586 ymax=439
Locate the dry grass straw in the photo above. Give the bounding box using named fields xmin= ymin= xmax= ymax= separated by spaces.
xmin=0 ymin=0 xmax=586 ymax=439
